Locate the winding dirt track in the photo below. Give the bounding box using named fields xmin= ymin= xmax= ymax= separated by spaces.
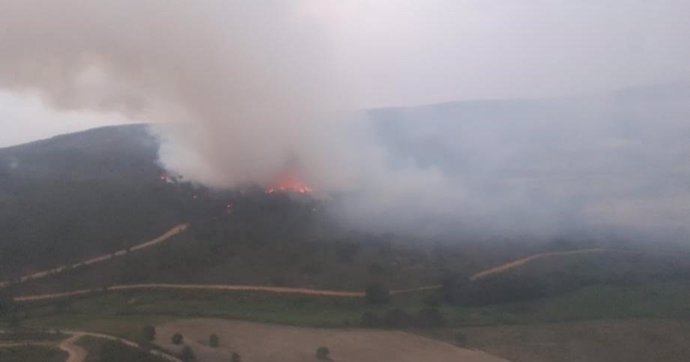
xmin=469 ymin=248 xmax=608 ymax=281
xmin=14 ymin=282 xmax=458 ymax=303
xmin=13 ymin=247 xmax=665 ymax=303
xmin=0 ymin=330 xmax=181 ymax=362
xmin=14 ymin=283 xmax=452 ymax=303
xmin=6 ymin=222 xmax=675 ymax=305
xmin=14 ymin=283 xmax=364 ymax=302
xmin=57 ymin=330 xmax=183 ymax=362
xmin=468 ymin=247 xmax=683 ymax=281
xmin=58 ymin=333 xmax=87 ymax=362
xmin=0 ymin=224 xmax=189 ymax=289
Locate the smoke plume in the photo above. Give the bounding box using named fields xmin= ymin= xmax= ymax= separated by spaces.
xmin=0 ymin=0 xmax=349 ymax=189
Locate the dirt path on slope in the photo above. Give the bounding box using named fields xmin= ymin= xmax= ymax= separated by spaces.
xmin=468 ymin=247 xmax=686 ymax=281
xmin=14 ymin=246 xmax=684 ymax=303
xmin=390 ymin=284 xmax=443 ymax=294
xmin=14 ymin=283 xmax=450 ymax=303
xmin=0 ymin=224 xmax=189 ymax=289
xmin=14 ymin=283 xmax=366 ymax=303
xmin=469 ymin=248 xmax=608 ymax=281
xmin=59 ymin=333 xmax=88 ymax=362
xmin=56 ymin=330 xmax=182 ymax=362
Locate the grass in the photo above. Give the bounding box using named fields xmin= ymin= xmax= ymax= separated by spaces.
xmin=20 ymin=315 xmax=170 ymax=342
xmin=0 ymin=330 xmax=66 ymax=342
xmin=444 ymin=319 xmax=690 ymax=362
xmin=0 ymin=345 xmax=67 ymax=362
xmin=482 ymin=280 xmax=690 ymax=324
xmin=77 ymin=335 xmax=169 ymax=362
xmin=9 ymin=279 xmax=690 ymax=339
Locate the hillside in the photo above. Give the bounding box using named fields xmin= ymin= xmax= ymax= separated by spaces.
xmin=3 ymin=108 xmax=690 ymax=362
xmin=0 ymin=120 xmax=548 ymax=293
xmin=0 ymin=125 xmax=192 ymax=278
xmin=3 ymin=94 xmax=690 ymax=294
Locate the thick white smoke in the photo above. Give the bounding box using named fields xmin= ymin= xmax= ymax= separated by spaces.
xmin=0 ymin=0 xmax=351 ymax=189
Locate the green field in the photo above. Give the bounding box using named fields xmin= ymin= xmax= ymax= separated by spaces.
xmin=77 ymin=336 xmax=168 ymax=362
xmin=0 ymin=345 xmax=67 ymax=362
xmin=7 ymin=279 xmax=690 ymax=336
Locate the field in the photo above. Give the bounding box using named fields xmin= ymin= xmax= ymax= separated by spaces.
xmin=153 ymin=318 xmax=508 ymax=362
xmin=456 ymin=319 xmax=690 ymax=362
xmin=11 ymin=279 xmax=690 ymax=330
xmin=77 ymin=336 xmax=169 ymax=362
xmin=0 ymin=345 xmax=67 ymax=362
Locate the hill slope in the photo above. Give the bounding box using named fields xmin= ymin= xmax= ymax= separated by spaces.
xmin=0 ymin=125 xmax=190 ymax=277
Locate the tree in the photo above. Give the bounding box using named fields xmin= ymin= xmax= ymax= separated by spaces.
xmin=98 ymin=340 xmax=153 ymax=362
xmin=440 ymin=271 xmax=464 ymax=304
xmin=1 ymin=292 xmax=22 ymax=329
xmin=7 ymin=312 xmax=21 ymax=328
xmin=0 ymin=292 xmax=15 ymax=317
xmin=141 ymin=325 xmax=156 ymax=342
xmin=360 ymin=311 xmax=380 ymax=328
xmin=415 ymin=307 xmax=446 ymax=328
xmin=454 ymin=331 xmax=468 ymax=346
xmin=180 ymin=346 xmax=195 ymax=362
xmin=209 ymin=333 xmax=219 ymax=347
xmin=382 ymin=308 xmax=412 ymax=328
xmin=53 ymin=299 xmax=73 ymax=313
xmin=365 ymin=283 xmax=390 ymax=304
xmin=172 ymin=333 xmax=184 ymax=345
xmin=316 ymin=346 xmax=331 ymax=360
xmin=231 ymin=352 xmax=241 ymax=362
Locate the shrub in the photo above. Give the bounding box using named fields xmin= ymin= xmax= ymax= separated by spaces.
xmin=360 ymin=311 xmax=380 ymax=328
xmin=141 ymin=325 xmax=156 ymax=342
xmin=172 ymin=333 xmax=183 ymax=345
xmin=415 ymin=308 xmax=446 ymax=328
xmin=209 ymin=333 xmax=219 ymax=347
xmin=382 ymin=308 xmax=412 ymax=328
xmin=365 ymin=283 xmax=390 ymax=304
xmin=316 ymin=346 xmax=330 ymax=360
xmin=454 ymin=331 xmax=468 ymax=346
xmin=180 ymin=346 xmax=195 ymax=362
xmin=231 ymin=352 xmax=241 ymax=362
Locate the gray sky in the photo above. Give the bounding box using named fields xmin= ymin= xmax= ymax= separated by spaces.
xmin=1 ymin=0 xmax=689 ymax=146
xmin=325 ymin=0 xmax=690 ymax=105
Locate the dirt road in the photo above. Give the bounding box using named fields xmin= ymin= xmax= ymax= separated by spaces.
xmin=390 ymin=284 xmax=442 ymax=294
xmin=14 ymin=246 xmax=679 ymax=303
xmin=55 ymin=330 xmax=182 ymax=362
xmin=14 ymin=283 xmax=366 ymax=303
xmin=15 ymin=282 xmax=458 ymax=303
xmin=469 ymin=246 xmax=688 ymax=281
xmin=58 ymin=333 xmax=88 ymax=362
xmin=0 ymin=224 xmax=189 ymax=289
xmin=469 ymin=248 xmax=608 ymax=281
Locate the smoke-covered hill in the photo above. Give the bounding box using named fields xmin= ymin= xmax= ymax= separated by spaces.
xmin=0 ymin=125 xmax=187 ymax=277
xmin=0 ymin=124 xmax=158 ymax=183
xmin=3 ymin=88 xmax=690 ymax=296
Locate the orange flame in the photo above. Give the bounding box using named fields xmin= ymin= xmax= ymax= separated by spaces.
xmin=266 ymin=173 xmax=313 ymax=194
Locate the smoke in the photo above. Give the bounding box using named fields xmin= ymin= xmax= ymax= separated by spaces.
xmin=0 ymin=0 xmax=349 ymax=189
xmin=1 ymin=1 xmax=690 ymax=240
xmin=349 ymin=88 xmax=690 ymax=238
